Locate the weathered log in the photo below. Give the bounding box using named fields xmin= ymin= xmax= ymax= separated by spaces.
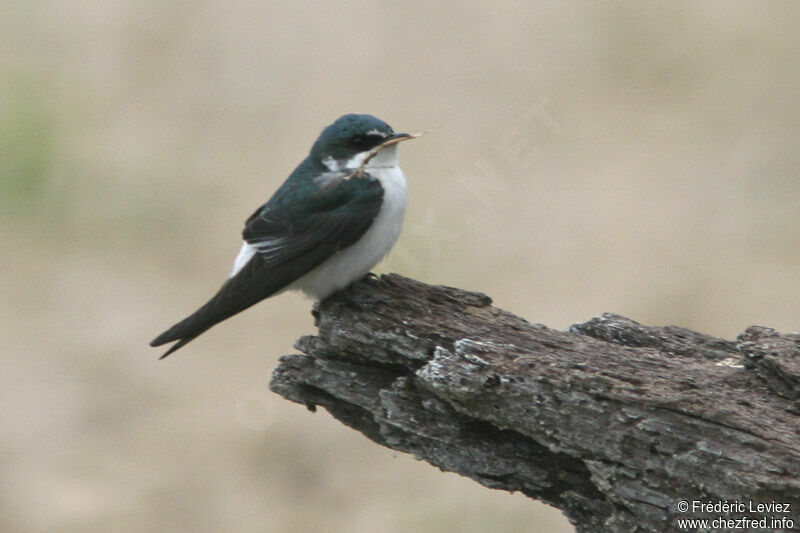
xmin=270 ymin=274 xmax=800 ymax=532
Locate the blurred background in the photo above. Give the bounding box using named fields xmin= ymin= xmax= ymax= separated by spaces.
xmin=2 ymin=1 xmax=799 ymax=531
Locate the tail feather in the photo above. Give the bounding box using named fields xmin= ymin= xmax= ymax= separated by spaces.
xmin=150 ymin=288 xmax=262 ymax=358
xmin=155 ymin=331 xmax=206 ymax=359
xmin=150 ymin=311 xmax=215 ymax=358
xmin=151 ymin=253 xmax=286 ymax=358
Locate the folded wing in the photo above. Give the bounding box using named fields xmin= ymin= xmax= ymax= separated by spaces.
xmin=150 ymin=173 xmax=384 ymax=357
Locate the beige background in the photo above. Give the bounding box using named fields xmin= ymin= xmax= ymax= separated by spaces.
xmin=2 ymin=2 xmax=799 ymax=532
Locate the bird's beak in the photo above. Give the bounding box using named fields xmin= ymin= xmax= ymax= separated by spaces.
xmin=351 ymin=131 xmax=425 ymax=178
xmin=379 ymin=131 xmax=422 ymax=148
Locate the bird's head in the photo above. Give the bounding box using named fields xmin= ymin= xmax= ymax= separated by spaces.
xmin=310 ymin=114 xmax=415 ymax=172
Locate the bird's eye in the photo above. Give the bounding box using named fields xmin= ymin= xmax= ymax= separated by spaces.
xmin=350 ymin=134 xmax=381 ymax=151
xmin=350 ymin=134 xmax=371 ymax=149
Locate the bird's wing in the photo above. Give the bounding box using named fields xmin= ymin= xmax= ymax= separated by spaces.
xmin=243 ymin=173 xmax=384 ymax=278
xmin=150 ymin=173 xmax=384 ymax=357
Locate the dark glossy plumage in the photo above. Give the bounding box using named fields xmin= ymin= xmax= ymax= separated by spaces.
xmin=151 ymin=114 xmax=398 ymax=358
xmin=150 ymin=173 xmax=383 ymax=358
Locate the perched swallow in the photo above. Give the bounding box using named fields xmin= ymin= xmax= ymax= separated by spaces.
xmin=151 ymin=114 xmax=417 ymax=358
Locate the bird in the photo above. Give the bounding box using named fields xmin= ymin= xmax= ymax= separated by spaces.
xmin=151 ymin=114 xmax=418 ymax=358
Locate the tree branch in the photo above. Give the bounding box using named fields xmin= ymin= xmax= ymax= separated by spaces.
xmin=270 ymin=274 xmax=800 ymax=532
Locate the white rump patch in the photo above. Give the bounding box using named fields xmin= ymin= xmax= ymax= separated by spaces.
xmin=230 ymin=242 xmax=257 ymax=277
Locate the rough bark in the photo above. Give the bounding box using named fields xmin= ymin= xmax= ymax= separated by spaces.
xmin=269 ymin=274 xmax=800 ymax=532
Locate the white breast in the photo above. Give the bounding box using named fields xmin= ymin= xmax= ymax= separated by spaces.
xmin=228 ymin=144 xmax=408 ymax=299
xmin=291 ymin=163 xmax=407 ymax=299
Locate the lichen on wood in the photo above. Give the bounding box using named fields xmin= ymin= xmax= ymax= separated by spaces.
xmin=270 ymin=274 xmax=800 ymax=532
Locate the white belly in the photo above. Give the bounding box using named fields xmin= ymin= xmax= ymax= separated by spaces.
xmin=290 ymin=165 xmax=407 ymax=299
